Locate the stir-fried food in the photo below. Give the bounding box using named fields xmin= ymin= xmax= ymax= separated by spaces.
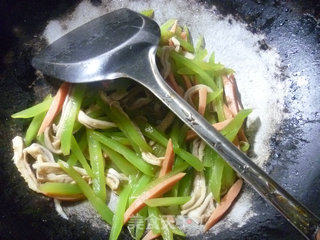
xmin=11 ymin=10 xmax=251 ymax=240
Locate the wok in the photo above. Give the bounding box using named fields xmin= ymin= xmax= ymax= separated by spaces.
xmin=0 ymin=0 xmax=319 ymax=239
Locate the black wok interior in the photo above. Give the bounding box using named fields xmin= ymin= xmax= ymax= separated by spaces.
xmin=0 ymin=0 xmax=319 ymax=239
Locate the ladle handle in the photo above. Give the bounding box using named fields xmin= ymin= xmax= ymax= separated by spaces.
xmin=140 ymin=50 xmax=320 ymax=239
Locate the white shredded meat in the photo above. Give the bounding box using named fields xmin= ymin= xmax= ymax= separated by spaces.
xmin=78 ymin=110 xmax=116 ymax=129
xmin=54 ymin=198 xmax=68 ymax=220
xmin=44 ymin=125 xmax=62 ymax=154
xmin=181 ymin=172 xmax=206 ymax=215
xmin=12 ymin=136 xmax=40 ymax=193
xmin=141 ymin=152 xmax=164 ymax=166
xmin=105 ymin=168 xmax=128 ymax=191
xmin=184 ymin=84 xmax=213 ymax=107
xmin=188 ymin=192 xmax=214 ymax=224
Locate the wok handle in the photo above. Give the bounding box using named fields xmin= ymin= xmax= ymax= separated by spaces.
xmin=139 ymin=49 xmax=320 ymax=240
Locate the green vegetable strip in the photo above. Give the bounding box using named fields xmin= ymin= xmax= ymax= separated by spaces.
xmin=130 ymin=175 xmax=152 ymax=204
xmin=140 ymin=9 xmax=154 ymax=18
xmin=39 ymin=182 xmax=82 ymax=195
xmin=203 ymin=145 xmax=219 ymax=167
xmin=110 ymin=104 xmax=151 ymax=152
xmin=87 ymin=129 xmax=106 ymax=201
xmin=103 ymin=102 xmax=152 ymax=153
xmin=160 ymin=218 xmax=173 ymax=240
xmin=101 ymin=145 xmax=137 ymax=176
xmin=71 ymin=135 xmax=93 ymax=178
xmin=178 ymin=125 xmax=189 ymax=149
xmin=174 ymin=148 xmax=203 ymax=171
xmin=176 ymin=67 xmax=196 ymax=75
xmin=169 ymin=120 xmax=181 ymax=149
xmin=220 ymin=162 xmax=237 ymax=195
xmin=145 ymin=197 xmax=191 ymax=207
xmin=178 ymin=170 xmax=194 ymax=197
xmin=58 ymin=161 xmax=113 ymax=224
xmin=170 ymin=51 xmax=216 ymax=90
xmin=60 ymin=84 xmax=86 ymax=155
xmin=24 ymin=111 xmax=46 ymax=146
xmin=138 ymin=121 xmax=203 ymax=171
xmin=167 ymin=221 xmax=186 ymax=237
xmin=208 ymin=157 xmax=224 ymax=203
xmin=194 ymin=36 xmax=207 ymax=60
xmin=135 ymin=208 xmax=147 ymax=240
xmin=207 ymin=89 xmax=223 ymax=104
xmin=109 ymin=184 xmax=131 ymax=240
xmin=72 ymin=120 xmax=82 ymax=133
xmin=110 ymin=136 xmax=131 ymax=146
xmin=221 ymin=109 xmax=252 ymax=141
xmin=36 ymin=134 xmax=45 ymax=145
xmin=174 ymin=35 xmax=194 ymax=53
xmin=103 ymin=132 xmax=131 ymax=146
xmin=152 ymin=143 xmax=166 ymax=157
xmin=148 ymin=207 xmax=161 ymax=234
xmin=67 ymin=153 xmax=78 ymax=166
xmin=195 ymin=36 xmax=204 ymax=53
xmin=92 ymin=131 xmax=154 ymax=176
xmin=78 ymin=131 xmax=88 ymax=151
xmin=209 ymin=52 xmax=215 ymax=64
xmin=195 ymin=61 xmax=225 ymax=72
xmin=240 ymin=141 xmax=250 ymax=152
xmin=11 ymin=95 xmax=53 ymax=118
xmin=215 ymin=76 xmax=225 ymax=122
xmin=171 ymin=159 xmax=189 ymax=174
xmin=160 ymin=19 xmax=176 ymax=43
xmin=137 ymin=121 xmax=168 ymax=147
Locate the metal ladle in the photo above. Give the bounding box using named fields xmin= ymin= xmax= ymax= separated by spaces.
xmin=32 ymin=8 xmax=320 ymax=240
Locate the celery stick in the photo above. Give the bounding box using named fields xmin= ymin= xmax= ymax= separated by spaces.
xmin=93 ymin=131 xmax=154 ymax=176
xmin=160 ymin=218 xmax=173 ymax=240
xmin=220 ymin=109 xmax=252 ymax=141
xmin=167 ymin=221 xmax=186 ymax=237
xmin=87 ymin=129 xmax=106 ymax=201
xmin=137 ymin=121 xmax=168 ymax=147
xmin=109 ymin=184 xmax=131 ymax=240
xmin=208 ymin=156 xmax=224 ymax=203
xmin=59 ymin=161 xmax=113 ymax=224
xmin=24 ymin=111 xmax=46 ymax=146
xmin=174 ymin=148 xmax=203 ymax=171
xmin=170 ymin=51 xmax=216 ymax=90
xmin=148 ymin=207 xmax=161 ymax=234
xmin=60 ymin=84 xmax=86 ymax=155
xmin=135 ymin=208 xmax=147 ymax=240
xmin=178 ymin=169 xmax=194 ymax=197
xmin=11 ymin=95 xmax=52 ymax=118
xmin=71 ymin=135 xmax=93 ymax=178
xmin=207 ymin=89 xmax=223 ymax=104
xmin=145 ymin=197 xmax=191 ymax=207
xmin=101 ymin=145 xmax=137 ymax=176
xmin=175 ymin=35 xmax=194 ymax=53
xmin=160 ymin=19 xmax=176 ymax=43
xmin=39 ymin=182 xmax=82 ymax=195
xmin=67 ymin=153 xmax=78 ymax=166
xmin=220 ymin=162 xmax=237 ymax=196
